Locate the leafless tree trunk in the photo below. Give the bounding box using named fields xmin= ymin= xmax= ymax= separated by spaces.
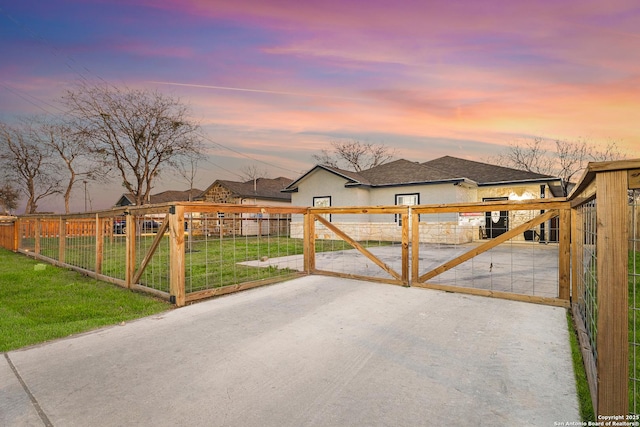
xmin=63 ymin=82 xmax=203 ymax=206
xmin=29 ymin=119 xmax=109 ymax=213
xmin=312 ymin=140 xmax=397 ymax=172
xmin=491 ymin=137 xmax=627 ymax=194
xmin=0 ymin=122 xmax=61 ymax=214
xmin=239 ymin=164 xmax=270 ymax=191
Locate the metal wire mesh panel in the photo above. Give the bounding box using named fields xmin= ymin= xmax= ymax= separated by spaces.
xmin=184 ymin=209 xmax=303 ymax=295
xmin=39 ymin=219 xmax=60 ymax=261
xmin=18 ymin=219 xmax=36 ymax=253
xmin=575 ymin=200 xmax=598 ymax=365
xmin=630 ymin=189 xmax=640 ymax=413
xmin=64 ymin=219 xmax=96 ymax=271
xmin=133 ymin=213 xmax=171 ymax=293
xmin=415 ymin=209 xmax=559 ymax=298
xmin=100 ymin=216 xmax=127 ymax=281
xmin=313 ymin=225 xmax=403 ymax=282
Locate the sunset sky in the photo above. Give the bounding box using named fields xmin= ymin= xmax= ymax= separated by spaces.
xmin=1 ymin=0 xmax=639 ymax=212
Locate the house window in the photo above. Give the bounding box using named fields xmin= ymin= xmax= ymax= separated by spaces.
xmin=313 ymin=196 xmax=331 ymax=222
xmin=395 ymin=193 xmax=419 ymax=225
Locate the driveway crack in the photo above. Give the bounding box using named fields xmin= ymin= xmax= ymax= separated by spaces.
xmin=4 ymin=353 xmax=53 ymax=427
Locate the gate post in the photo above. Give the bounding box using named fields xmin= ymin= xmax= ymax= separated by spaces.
xmin=595 ymin=169 xmax=628 ymax=417
xmin=304 ymin=211 xmax=316 ymax=273
xmin=401 ymin=208 xmax=409 ymax=286
xmin=169 ymin=205 xmax=186 ymax=307
xmin=411 ymin=208 xmax=420 ymax=285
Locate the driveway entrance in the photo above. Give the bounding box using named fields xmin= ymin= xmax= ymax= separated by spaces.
xmin=3 ymin=276 xmax=578 ymax=426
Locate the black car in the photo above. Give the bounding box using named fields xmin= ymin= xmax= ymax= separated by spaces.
xmin=113 ymin=219 xmax=161 ymax=234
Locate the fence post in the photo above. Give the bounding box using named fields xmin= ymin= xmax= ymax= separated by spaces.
xmin=95 ymin=214 xmax=103 ymax=276
xmin=13 ymin=217 xmax=19 ymax=251
xmin=595 ymin=169 xmax=629 ymax=416
xmin=125 ymin=211 xmax=136 ymax=289
xmin=558 ymin=208 xmax=571 ymax=301
xmin=59 ymin=218 xmax=66 ymax=264
xmin=401 ymin=209 xmax=409 ymax=286
xmin=169 ymin=205 xmax=186 ymax=307
xmin=411 ymin=208 xmax=420 ymax=285
xmin=304 ymin=212 xmax=315 ymax=273
xmin=34 ymin=218 xmax=41 ymax=254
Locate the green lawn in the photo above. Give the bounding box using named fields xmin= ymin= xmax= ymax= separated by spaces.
xmin=567 ymin=311 xmax=595 ymax=421
xmin=21 ymin=234 xmax=392 ymax=293
xmin=630 ymin=248 xmax=640 ymax=413
xmin=0 ymin=248 xmax=170 ymax=352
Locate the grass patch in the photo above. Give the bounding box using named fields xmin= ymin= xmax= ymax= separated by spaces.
xmin=28 ymin=234 xmax=392 ymax=293
xmin=630 ymin=248 xmax=640 ymax=413
xmin=567 ymin=310 xmax=595 ymax=421
xmin=0 ymin=248 xmax=170 ymax=352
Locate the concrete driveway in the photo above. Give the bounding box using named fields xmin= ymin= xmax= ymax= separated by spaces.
xmin=2 ymin=276 xmax=579 ymax=426
xmin=244 ymin=241 xmax=560 ymax=297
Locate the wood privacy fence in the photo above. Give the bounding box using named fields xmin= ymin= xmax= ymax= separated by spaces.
xmin=0 ymin=217 xmax=17 ymax=251
xmin=0 ymin=159 xmax=639 ymax=417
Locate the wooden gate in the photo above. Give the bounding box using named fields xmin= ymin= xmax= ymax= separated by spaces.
xmin=306 ymin=207 xmax=410 ymax=286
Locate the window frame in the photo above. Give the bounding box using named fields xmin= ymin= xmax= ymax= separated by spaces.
xmin=313 ymin=196 xmax=332 ymax=222
xmin=395 ymin=192 xmax=419 ymax=225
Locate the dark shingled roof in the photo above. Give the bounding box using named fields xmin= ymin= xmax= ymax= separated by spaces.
xmin=209 ymin=177 xmax=293 ymax=201
xmin=283 ymin=156 xmax=560 ymax=192
xmin=149 ymin=189 xmax=203 ymax=203
xmin=115 ymin=189 xmax=203 ymax=206
xmin=358 ymin=159 xmax=455 ymax=186
xmin=422 ymin=156 xmax=555 ymax=185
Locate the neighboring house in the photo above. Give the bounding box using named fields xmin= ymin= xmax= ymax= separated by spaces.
xmin=114 ymin=189 xmax=203 ymax=207
xmin=196 ymin=177 xmax=292 ymax=205
xmin=195 ymin=177 xmax=293 ymax=236
xmin=282 ymin=156 xmax=563 ymax=243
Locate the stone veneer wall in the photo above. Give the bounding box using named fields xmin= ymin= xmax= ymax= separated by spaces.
xmin=290 ymin=221 xmax=475 ymax=244
xmin=200 ymin=184 xmax=239 ymax=204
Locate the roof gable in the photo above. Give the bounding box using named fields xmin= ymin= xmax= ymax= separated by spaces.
xmin=282 ymin=165 xmax=369 ymax=192
xmin=203 ymin=177 xmax=293 ymax=201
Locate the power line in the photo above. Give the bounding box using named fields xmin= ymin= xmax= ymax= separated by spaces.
xmin=0 ymin=6 xmax=93 ymax=84
xmin=0 ymin=6 xmax=306 ymax=179
xmin=201 ymin=133 xmax=302 ymax=175
xmin=0 ymin=82 xmax=67 ymax=116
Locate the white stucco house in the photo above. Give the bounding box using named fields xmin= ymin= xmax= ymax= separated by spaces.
xmin=282 ymin=156 xmax=564 ymax=243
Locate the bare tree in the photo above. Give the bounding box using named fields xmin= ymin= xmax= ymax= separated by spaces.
xmin=239 ymin=164 xmax=270 ymax=191
xmin=0 ymin=184 xmax=20 ymax=214
xmin=63 ymin=82 xmax=203 ymax=205
xmin=29 ymin=118 xmax=108 ymax=213
xmin=0 ymin=121 xmax=61 ymax=214
xmin=312 ymin=140 xmax=397 ymax=172
xmin=491 ymin=137 xmax=627 ymax=194
xmin=174 ymin=149 xmax=203 ymax=201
